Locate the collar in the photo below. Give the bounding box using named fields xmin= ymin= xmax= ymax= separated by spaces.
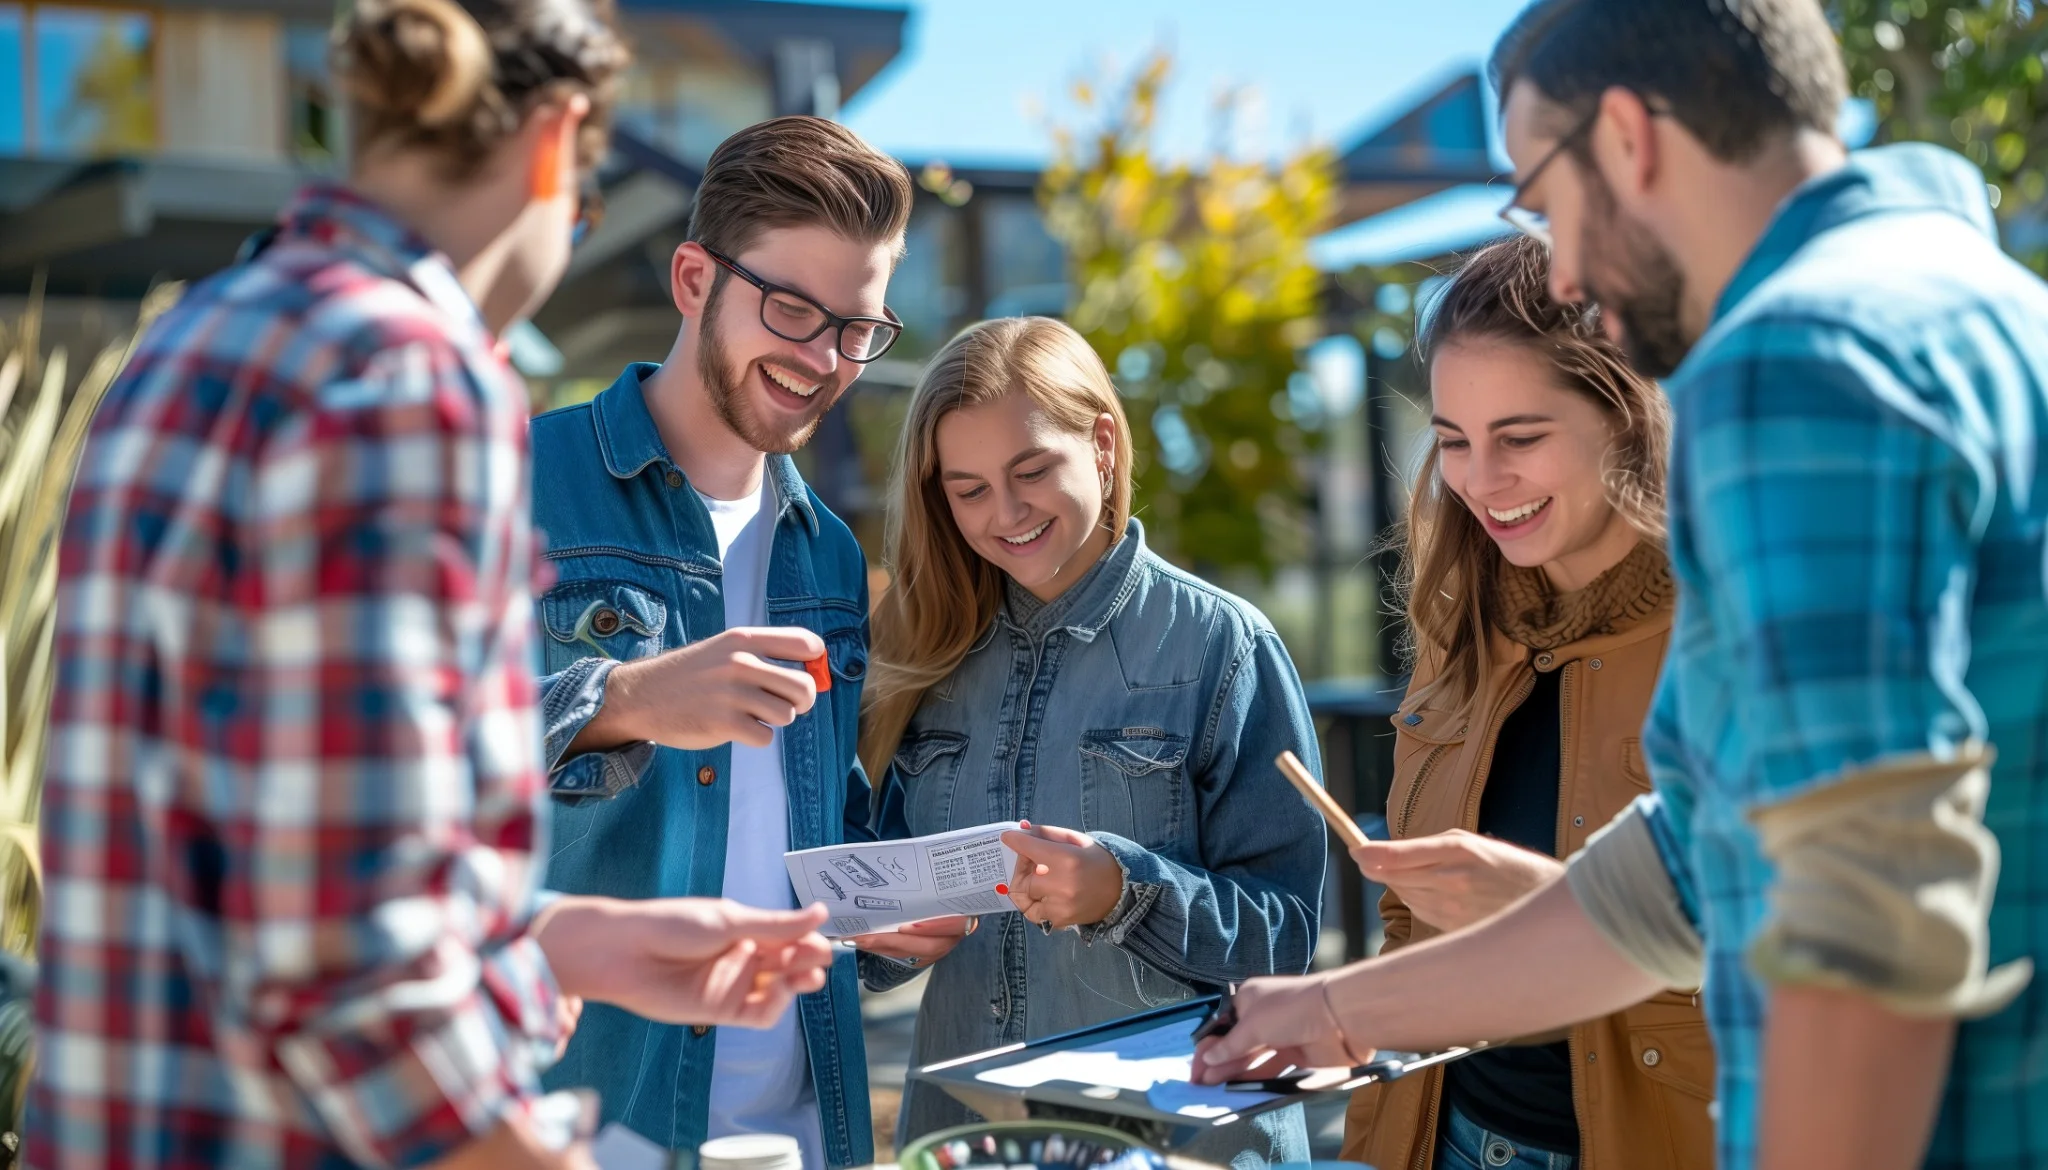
xmin=591 ymin=362 xmax=820 ymax=536
xmin=998 ymin=518 xmax=1149 ymax=642
xmin=275 ymin=182 xmax=486 ymax=341
xmin=1708 ymin=143 xmax=1997 ymax=331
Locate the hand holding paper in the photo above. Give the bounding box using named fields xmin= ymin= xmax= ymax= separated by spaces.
xmin=785 ymin=822 xmax=1025 ymax=938
xmin=1001 ymin=821 xmax=1125 ymax=929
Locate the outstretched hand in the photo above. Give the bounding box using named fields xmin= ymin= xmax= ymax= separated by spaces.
xmin=1000 ymin=822 xmax=1125 ymax=930
xmin=535 ymin=897 xmax=834 ymax=1030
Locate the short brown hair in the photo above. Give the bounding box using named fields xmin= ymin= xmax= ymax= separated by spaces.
xmin=333 ymin=0 xmax=629 ymax=179
xmin=688 ymin=116 xmax=913 ymax=262
xmin=1490 ymin=0 xmax=1847 ymax=163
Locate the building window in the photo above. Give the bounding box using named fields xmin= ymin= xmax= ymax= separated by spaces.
xmin=30 ymin=4 xmax=156 ymax=155
xmin=0 ymin=7 xmax=23 ymax=153
xmin=0 ymin=2 xmax=157 ymax=156
xmin=614 ymin=37 xmax=770 ymax=168
xmin=285 ymin=22 xmax=337 ymax=161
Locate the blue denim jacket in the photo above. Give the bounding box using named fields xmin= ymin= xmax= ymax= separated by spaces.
xmin=875 ymin=522 xmax=1327 ymax=1167
xmin=529 ymin=364 xmax=876 ymax=1167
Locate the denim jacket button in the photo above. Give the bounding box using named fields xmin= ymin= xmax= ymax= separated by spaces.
xmin=692 ymin=1025 xmax=710 ymax=1037
xmin=666 ymin=469 xmax=684 ymax=488
xmin=697 ymin=765 xmax=717 ymax=786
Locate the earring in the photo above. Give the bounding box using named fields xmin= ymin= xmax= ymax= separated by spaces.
xmin=1098 ymin=463 xmax=1113 ymax=499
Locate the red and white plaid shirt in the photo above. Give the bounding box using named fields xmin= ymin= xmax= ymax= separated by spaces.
xmin=31 ymin=184 xmax=564 ymax=1169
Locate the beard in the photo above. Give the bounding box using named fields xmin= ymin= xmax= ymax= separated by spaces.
xmin=696 ymin=285 xmax=842 ymax=455
xmin=1578 ymin=169 xmax=1693 ymax=379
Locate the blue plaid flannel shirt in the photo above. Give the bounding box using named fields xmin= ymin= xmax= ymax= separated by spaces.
xmin=1639 ymin=143 xmax=2048 ymax=1170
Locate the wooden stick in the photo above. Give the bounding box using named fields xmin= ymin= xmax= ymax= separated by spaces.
xmin=1276 ymin=750 xmax=1372 ymax=851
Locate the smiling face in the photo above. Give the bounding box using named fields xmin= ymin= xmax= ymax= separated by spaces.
xmin=694 ymin=224 xmax=894 ymax=454
xmin=933 ymin=390 xmax=1118 ymax=602
xmin=1430 ymin=338 xmax=1642 ymax=592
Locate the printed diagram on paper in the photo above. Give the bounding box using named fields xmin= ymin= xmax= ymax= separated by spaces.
xmin=784 ymin=821 xmax=1023 ymax=938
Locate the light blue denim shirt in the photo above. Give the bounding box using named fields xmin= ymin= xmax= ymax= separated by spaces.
xmin=874 ymin=521 xmax=1327 ymax=1167
xmin=529 ymin=364 xmax=880 ymax=1167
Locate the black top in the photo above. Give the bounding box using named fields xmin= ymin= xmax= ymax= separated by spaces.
xmin=1438 ymin=666 xmax=1580 ymax=1155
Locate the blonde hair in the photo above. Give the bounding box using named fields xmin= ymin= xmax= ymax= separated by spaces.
xmin=860 ymin=317 xmax=1134 ymax=779
xmin=1397 ymin=235 xmax=1671 ymax=711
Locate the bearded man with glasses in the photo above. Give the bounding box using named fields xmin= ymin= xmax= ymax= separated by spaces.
xmin=1197 ymin=4 xmax=2048 ymax=1170
xmin=522 ymin=116 xmax=962 ymax=1169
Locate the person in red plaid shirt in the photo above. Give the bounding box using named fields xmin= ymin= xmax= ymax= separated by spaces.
xmin=29 ymin=1 xmax=841 ymax=1168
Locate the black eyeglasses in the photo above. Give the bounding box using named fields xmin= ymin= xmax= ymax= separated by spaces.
xmin=701 ymin=245 xmax=902 ymax=363
xmin=1498 ymin=105 xmax=1601 ymax=245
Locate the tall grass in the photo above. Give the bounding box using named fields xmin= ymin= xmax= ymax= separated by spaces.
xmin=0 ymin=280 xmax=181 ymax=961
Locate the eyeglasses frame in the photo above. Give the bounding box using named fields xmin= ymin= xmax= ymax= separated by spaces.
xmin=699 ymin=244 xmax=904 ymax=364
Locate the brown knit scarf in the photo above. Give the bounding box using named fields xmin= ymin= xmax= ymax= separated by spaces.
xmin=1489 ymin=540 xmax=1674 ymax=651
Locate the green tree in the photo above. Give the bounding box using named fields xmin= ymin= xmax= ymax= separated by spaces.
xmin=58 ymin=24 xmax=157 ymax=154
xmin=1039 ymin=51 xmax=1338 ymax=577
xmin=1833 ymin=0 xmax=2048 ymax=266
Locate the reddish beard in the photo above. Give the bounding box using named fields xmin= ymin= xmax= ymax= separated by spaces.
xmin=696 ymin=285 xmax=841 ymax=455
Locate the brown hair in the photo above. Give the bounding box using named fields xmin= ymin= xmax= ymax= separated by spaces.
xmin=1491 ymin=0 xmax=1847 ymax=164
xmin=859 ymin=318 xmax=1133 ymax=779
xmin=1395 ymin=234 xmax=1670 ymax=708
xmin=332 ymin=0 xmax=629 ymax=179
xmin=688 ymin=115 xmax=914 ymax=264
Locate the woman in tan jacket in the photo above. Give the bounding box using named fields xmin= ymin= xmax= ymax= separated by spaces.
xmin=1339 ymin=236 xmax=1712 ymax=1170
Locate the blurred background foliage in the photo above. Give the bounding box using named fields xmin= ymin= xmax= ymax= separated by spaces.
xmin=1040 ymin=50 xmax=1338 ymax=578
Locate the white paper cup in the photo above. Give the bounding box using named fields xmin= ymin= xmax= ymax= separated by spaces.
xmin=697 ymin=1133 xmax=803 ymax=1170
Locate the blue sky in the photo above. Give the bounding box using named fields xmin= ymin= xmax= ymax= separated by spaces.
xmin=835 ymin=0 xmax=1533 ymax=165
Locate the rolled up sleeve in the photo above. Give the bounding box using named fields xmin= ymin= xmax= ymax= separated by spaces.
xmin=539 ymin=656 xmax=654 ymax=800
xmin=1683 ymin=325 xmax=2023 ymax=1013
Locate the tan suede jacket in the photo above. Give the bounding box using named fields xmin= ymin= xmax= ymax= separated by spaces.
xmin=1341 ymin=601 xmax=1714 ymax=1170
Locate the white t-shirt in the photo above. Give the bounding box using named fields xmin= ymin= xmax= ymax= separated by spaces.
xmin=698 ymin=476 xmax=825 ymax=1169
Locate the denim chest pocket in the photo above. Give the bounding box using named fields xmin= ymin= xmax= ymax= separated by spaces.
xmin=1078 ymin=728 xmax=1189 ymax=850
xmin=895 ymin=729 xmax=970 ymax=835
xmin=538 ymin=580 xmax=669 ymax=673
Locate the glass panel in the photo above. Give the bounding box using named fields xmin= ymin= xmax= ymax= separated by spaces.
xmin=615 ymin=56 xmax=770 ymax=167
xmin=980 ymin=194 xmax=1067 ymax=316
xmin=33 ymin=5 xmax=155 ymax=155
xmin=886 ymin=204 xmax=967 ymax=357
xmin=0 ymin=6 xmax=23 ymax=153
xmin=284 ymin=23 xmax=336 ymax=161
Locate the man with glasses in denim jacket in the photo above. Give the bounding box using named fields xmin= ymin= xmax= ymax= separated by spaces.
xmin=528 ymin=116 xmax=964 ymax=1168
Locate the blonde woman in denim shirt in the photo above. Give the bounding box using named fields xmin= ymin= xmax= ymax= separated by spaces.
xmin=859 ymin=317 xmax=1327 ymax=1167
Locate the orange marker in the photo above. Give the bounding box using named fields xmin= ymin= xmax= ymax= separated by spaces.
xmin=805 ymin=652 xmax=832 ymax=693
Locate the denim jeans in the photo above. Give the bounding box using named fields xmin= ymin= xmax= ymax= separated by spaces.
xmin=1437 ymin=1103 xmax=1578 ymax=1170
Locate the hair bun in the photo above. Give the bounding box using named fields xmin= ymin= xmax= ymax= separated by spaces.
xmin=335 ymin=0 xmax=492 ymax=129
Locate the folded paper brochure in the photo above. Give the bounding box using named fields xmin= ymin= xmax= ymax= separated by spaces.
xmin=783 ymin=821 xmax=1023 ymax=937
